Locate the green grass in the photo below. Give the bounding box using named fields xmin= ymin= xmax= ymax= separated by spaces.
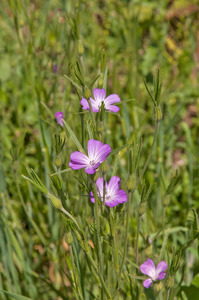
xmin=0 ymin=0 xmax=199 ymax=299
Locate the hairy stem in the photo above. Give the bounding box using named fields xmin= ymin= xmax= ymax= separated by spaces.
xmin=136 ymin=215 xmax=142 ymax=268
xmin=142 ymin=121 xmax=160 ymax=176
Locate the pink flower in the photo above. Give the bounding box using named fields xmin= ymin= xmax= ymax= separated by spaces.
xmin=90 ymin=176 xmax=127 ymax=207
xmin=69 ymin=139 xmax=111 ymax=174
xmin=140 ymin=259 xmax=168 ymax=288
xmin=55 ymin=112 xmax=64 ymax=127
xmin=81 ymin=88 xmax=121 ymax=113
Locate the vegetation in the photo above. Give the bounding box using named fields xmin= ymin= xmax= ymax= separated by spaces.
xmin=0 ymin=0 xmax=199 ymax=299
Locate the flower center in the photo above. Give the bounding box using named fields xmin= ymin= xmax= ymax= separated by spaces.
xmin=90 ymin=160 xmax=96 ymax=166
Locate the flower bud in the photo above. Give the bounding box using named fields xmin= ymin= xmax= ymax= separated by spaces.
xmin=98 ymin=73 xmax=103 ymax=89
xmin=47 ymin=193 xmax=62 ymax=209
xmin=165 ymin=275 xmax=174 ymax=288
xmin=65 ymin=232 xmax=73 ymax=245
xmin=144 ymin=244 xmax=152 ymax=256
xmin=78 ymin=39 xmax=84 ymax=56
xmin=100 ymin=160 xmax=108 ymax=173
xmin=153 ymin=281 xmax=163 ymax=292
xmin=54 ymin=155 xmax=62 ymax=168
xmin=137 ymin=202 xmax=147 ymax=215
xmin=163 ymin=195 xmax=170 ymax=206
xmin=83 ymin=86 xmax=91 ymax=100
xmin=153 ymin=106 xmax=162 ymax=121
xmin=98 ymin=121 xmax=104 ymax=132
xmin=127 ymin=174 xmax=136 ymax=191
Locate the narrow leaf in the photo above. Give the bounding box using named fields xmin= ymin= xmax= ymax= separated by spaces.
xmin=63 ymin=119 xmax=86 ymax=154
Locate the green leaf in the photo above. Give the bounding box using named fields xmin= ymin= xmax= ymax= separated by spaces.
xmin=40 ymin=101 xmax=54 ymax=119
xmin=63 ymin=119 xmax=86 ymax=154
xmin=0 ymin=164 xmax=6 ymax=192
xmin=177 ymin=285 xmax=199 ymax=300
xmin=64 ymin=75 xmax=82 ymax=91
xmin=127 ymin=274 xmax=147 ymax=280
xmin=143 ymin=78 xmax=156 ymax=105
xmin=109 ymin=143 xmax=130 ymax=156
xmin=103 ymin=68 xmax=108 ymax=92
xmin=0 ymin=288 xmax=33 ymax=300
xmin=89 ymin=74 xmax=100 ymax=90
xmin=51 ymin=168 xmax=72 ymax=176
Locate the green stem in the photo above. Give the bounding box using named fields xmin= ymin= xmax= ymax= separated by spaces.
xmin=136 ymin=215 xmax=141 ymax=269
xmin=69 ymin=245 xmax=84 ymax=300
xmin=163 ymin=206 xmax=166 ymax=240
xmin=93 ymin=182 xmax=105 ymax=299
xmin=142 ymin=121 xmax=160 ymax=176
xmin=113 ymin=191 xmax=132 ymax=297
xmin=166 ymin=288 xmax=170 ymax=300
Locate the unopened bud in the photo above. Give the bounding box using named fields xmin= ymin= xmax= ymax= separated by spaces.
xmin=165 ymin=275 xmax=174 ymax=288
xmin=144 ymin=244 xmax=152 ymax=256
xmin=98 ymin=73 xmax=103 ymax=89
xmin=65 ymin=232 xmax=73 ymax=245
xmin=100 ymin=160 xmax=108 ymax=173
xmin=83 ymin=86 xmax=91 ymax=100
xmin=98 ymin=121 xmax=104 ymax=132
xmin=153 ymin=281 xmax=163 ymax=292
xmin=127 ymin=174 xmax=136 ymax=191
xmin=54 ymin=155 xmax=62 ymax=168
xmin=47 ymin=193 xmax=62 ymax=209
xmin=163 ymin=195 xmax=170 ymax=206
xmin=153 ymin=106 xmax=162 ymax=121
xmin=137 ymin=202 xmax=147 ymax=215
xmin=78 ymin=40 xmax=84 ymax=55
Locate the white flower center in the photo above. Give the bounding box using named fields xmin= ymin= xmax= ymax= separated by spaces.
xmin=151 ymin=270 xmax=158 ymax=281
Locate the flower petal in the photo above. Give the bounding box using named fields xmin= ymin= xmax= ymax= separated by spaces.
xmin=85 ymin=166 xmax=97 ymax=174
xmin=111 ymin=189 xmax=127 ymax=204
xmin=140 ymin=259 xmax=155 ymax=278
xmin=70 ymin=151 xmax=89 ymax=165
xmin=87 ymin=139 xmax=103 ymax=159
xmin=90 ymin=98 xmax=100 ymax=112
xmin=90 ymin=191 xmax=95 ymax=203
xmin=107 ymin=176 xmax=121 ymax=195
xmin=80 ymin=98 xmax=99 ymax=112
xmin=143 ymin=278 xmax=153 ymax=289
xmin=105 ymin=94 xmax=121 ymax=105
xmin=156 ymin=261 xmax=168 ymax=276
xmin=105 ymin=104 xmax=120 ymax=113
xmin=156 ymin=272 xmax=166 ymax=280
xmin=54 ymin=111 xmax=64 ymax=127
xmin=80 ymin=98 xmax=90 ymax=110
xmin=94 ymin=144 xmax=111 ymax=163
xmin=96 ymin=177 xmax=104 ymax=195
xmin=93 ymin=88 xmax=106 ymax=103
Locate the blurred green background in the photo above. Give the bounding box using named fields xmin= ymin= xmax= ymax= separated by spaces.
xmin=0 ymin=0 xmax=199 ymax=299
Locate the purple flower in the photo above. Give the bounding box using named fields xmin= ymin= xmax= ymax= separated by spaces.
xmin=55 ymin=112 xmax=64 ymax=127
xmin=69 ymin=139 xmax=111 ymax=174
xmin=81 ymin=88 xmax=121 ymax=113
xmin=140 ymin=259 xmax=168 ymax=288
xmin=90 ymin=176 xmax=127 ymax=207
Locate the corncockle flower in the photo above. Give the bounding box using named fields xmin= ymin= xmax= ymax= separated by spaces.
xmin=81 ymin=88 xmax=121 ymax=113
xmin=90 ymin=176 xmax=127 ymax=207
xmin=69 ymin=139 xmax=111 ymax=174
xmin=140 ymin=259 xmax=168 ymax=288
xmin=55 ymin=112 xmax=64 ymax=127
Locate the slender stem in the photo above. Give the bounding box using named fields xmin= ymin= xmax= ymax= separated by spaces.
xmin=163 ymin=206 xmax=166 ymax=240
xmin=136 ymin=215 xmax=141 ymax=269
xmin=93 ymin=182 xmax=105 ymax=299
xmin=113 ymin=191 xmax=132 ymax=298
xmin=142 ymin=121 xmax=160 ymax=176
xmin=103 ymin=172 xmax=106 ymax=207
xmin=69 ymin=245 xmax=84 ymax=300
xmin=166 ymin=288 xmax=170 ymax=300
